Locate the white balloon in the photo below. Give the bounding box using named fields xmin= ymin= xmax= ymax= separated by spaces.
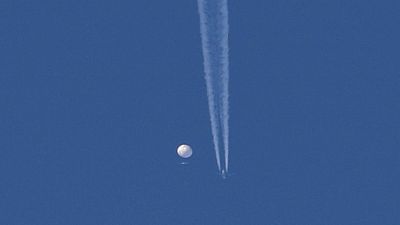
xmin=177 ymin=144 xmax=193 ymax=158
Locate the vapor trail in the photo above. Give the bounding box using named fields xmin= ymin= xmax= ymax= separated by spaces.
xmin=197 ymin=0 xmax=230 ymax=173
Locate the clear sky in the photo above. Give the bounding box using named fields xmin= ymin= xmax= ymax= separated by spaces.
xmin=1 ymin=0 xmax=399 ymax=224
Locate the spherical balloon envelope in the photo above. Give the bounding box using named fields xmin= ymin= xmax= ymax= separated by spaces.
xmin=177 ymin=144 xmax=193 ymax=158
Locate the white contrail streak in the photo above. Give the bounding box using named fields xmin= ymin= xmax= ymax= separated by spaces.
xmin=197 ymin=0 xmax=230 ymax=174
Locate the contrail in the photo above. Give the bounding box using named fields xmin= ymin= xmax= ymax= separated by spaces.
xmin=197 ymin=0 xmax=230 ymax=174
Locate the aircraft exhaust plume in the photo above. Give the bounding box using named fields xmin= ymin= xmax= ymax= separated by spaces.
xmin=197 ymin=0 xmax=230 ymax=174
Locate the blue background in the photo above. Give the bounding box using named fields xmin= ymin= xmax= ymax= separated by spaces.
xmin=1 ymin=0 xmax=399 ymax=224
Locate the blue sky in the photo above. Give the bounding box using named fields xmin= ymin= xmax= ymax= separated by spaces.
xmin=1 ymin=0 xmax=399 ymax=224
